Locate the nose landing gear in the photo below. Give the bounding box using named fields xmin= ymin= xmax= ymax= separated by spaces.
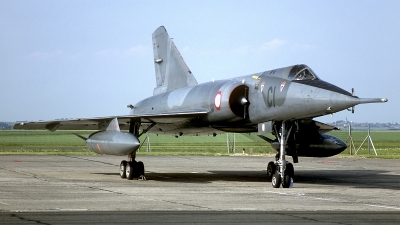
xmin=268 ymin=121 xmax=294 ymax=188
xmin=268 ymin=160 xmax=294 ymax=188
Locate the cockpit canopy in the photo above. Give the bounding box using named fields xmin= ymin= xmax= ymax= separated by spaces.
xmin=288 ymin=64 xmax=319 ymax=81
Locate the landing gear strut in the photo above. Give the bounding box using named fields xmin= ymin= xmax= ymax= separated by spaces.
xmin=119 ymin=152 xmax=145 ymax=180
xmin=268 ymin=121 xmax=294 ymax=188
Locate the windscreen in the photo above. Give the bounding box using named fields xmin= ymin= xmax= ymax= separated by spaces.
xmin=288 ymin=65 xmax=319 ymax=81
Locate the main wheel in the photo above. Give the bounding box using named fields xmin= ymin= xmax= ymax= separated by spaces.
xmin=266 ymin=161 xmax=276 ymax=179
xmin=136 ymin=161 xmax=145 ymax=176
xmin=126 ymin=162 xmax=135 ymax=180
xmin=120 ymin=160 xmax=127 ymax=179
xmin=272 ymin=173 xmax=281 ymax=188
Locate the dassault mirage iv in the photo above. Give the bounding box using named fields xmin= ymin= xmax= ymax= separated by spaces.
xmin=14 ymin=26 xmax=388 ymax=188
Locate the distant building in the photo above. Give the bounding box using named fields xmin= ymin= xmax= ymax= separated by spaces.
xmin=328 ymin=121 xmax=400 ymax=130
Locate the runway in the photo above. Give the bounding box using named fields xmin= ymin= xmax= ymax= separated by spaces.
xmin=1 ymin=155 xmax=399 ymax=224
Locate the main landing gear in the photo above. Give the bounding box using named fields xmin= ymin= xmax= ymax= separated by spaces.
xmin=267 ymin=121 xmax=294 ymax=188
xmin=119 ymin=152 xmax=145 ymax=180
xmin=121 ymin=119 xmax=146 ymax=180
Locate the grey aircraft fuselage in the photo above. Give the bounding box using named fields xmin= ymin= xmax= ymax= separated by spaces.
xmin=132 ymin=64 xmax=385 ymax=136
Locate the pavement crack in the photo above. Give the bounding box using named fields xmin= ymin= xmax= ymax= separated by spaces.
xmin=62 ymin=155 xmax=116 ymax=166
xmin=83 ymin=185 xmax=211 ymax=210
xmin=11 ymin=214 xmax=52 ymax=225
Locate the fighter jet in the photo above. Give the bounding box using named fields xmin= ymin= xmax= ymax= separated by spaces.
xmin=14 ymin=26 xmax=388 ymax=188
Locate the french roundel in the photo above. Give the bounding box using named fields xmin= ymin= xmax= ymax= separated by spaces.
xmin=214 ymin=91 xmax=222 ymax=110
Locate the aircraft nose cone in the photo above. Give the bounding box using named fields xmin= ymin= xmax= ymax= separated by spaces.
xmin=330 ymin=94 xmax=389 ymax=113
xmin=331 ymin=94 xmax=359 ymax=110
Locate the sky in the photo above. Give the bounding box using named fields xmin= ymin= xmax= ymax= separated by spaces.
xmin=1 ymin=0 xmax=399 ymax=124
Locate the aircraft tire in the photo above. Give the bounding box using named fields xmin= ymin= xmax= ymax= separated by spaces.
xmin=136 ymin=161 xmax=145 ymax=177
xmin=266 ymin=162 xmax=276 ymax=179
xmin=126 ymin=162 xmax=135 ymax=180
xmin=272 ymin=173 xmax=281 ymax=188
xmin=286 ymin=163 xmax=294 ymax=176
xmin=282 ymin=174 xmax=292 ymax=188
xmin=120 ymin=160 xmax=127 ymax=179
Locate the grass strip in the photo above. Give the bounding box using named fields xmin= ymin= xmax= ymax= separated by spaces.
xmin=1 ymin=130 xmax=399 ymax=158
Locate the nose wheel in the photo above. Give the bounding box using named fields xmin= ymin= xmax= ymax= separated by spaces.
xmin=281 ymin=162 xmax=294 ymax=188
xmin=267 ymin=160 xmax=294 ymax=188
xmin=271 ymin=173 xmax=281 ymax=188
xmin=266 ymin=161 xmax=276 ymax=179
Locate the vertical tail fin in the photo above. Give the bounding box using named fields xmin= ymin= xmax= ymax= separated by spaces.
xmin=152 ymin=26 xmax=198 ymax=95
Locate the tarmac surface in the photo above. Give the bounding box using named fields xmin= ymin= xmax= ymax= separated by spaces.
xmin=1 ymin=155 xmax=400 ymax=224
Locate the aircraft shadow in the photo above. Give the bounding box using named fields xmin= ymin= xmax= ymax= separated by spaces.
xmin=93 ymin=169 xmax=400 ymax=190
